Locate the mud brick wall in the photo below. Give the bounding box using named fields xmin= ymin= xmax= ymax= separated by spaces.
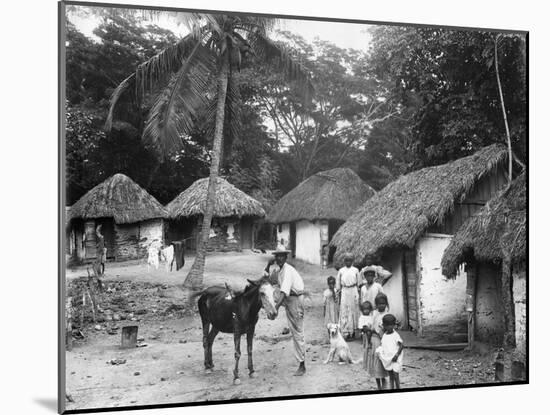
xmin=417 ymin=236 xmax=468 ymax=340
xmin=138 ymin=219 xmax=164 ymax=256
xmin=475 ymin=263 xmax=505 ymax=344
xmin=190 ymin=217 xmax=242 ymax=252
xmin=114 ymin=223 xmax=140 ymax=261
xmin=114 ymin=219 xmax=164 ymax=261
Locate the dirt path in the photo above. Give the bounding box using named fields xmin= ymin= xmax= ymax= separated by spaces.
xmin=65 ymin=252 xmax=498 ymax=411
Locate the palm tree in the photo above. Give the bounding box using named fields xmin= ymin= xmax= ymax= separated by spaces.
xmin=106 ymin=13 xmax=313 ymax=290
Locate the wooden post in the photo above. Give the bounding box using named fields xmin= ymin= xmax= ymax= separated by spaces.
xmin=401 ymin=252 xmax=410 ymax=331
xmin=66 ymin=296 xmax=73 ymax=351
xmin=500 ymin=256 xmax=516 ymax=348
xmin=465 ymin=263 xmax=477 ymax=350
xmin=415 ymin=247 xmax=423 ymax=337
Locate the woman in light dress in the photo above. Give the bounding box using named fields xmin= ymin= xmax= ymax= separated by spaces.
xmin=336 ymin=253 xmax=361 ymax=340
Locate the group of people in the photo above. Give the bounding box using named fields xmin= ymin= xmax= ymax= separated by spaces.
xmin=262 ymin=248 xmax=404 ymax=389
xmin=323 ymin=252 xmax=404 ymax=389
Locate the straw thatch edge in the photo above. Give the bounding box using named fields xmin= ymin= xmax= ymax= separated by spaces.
xmin=331 ymin=144 xmax=508 ymax=265
xmin=267 ymin=167 xmax=375 ymax=223
xmin=441 ymin=172 xmax=526 ymax=278
xmin=166 ymin=177 xmax=266 ymax=219
xmin=68 ymin=173 xmax=167 ymax=225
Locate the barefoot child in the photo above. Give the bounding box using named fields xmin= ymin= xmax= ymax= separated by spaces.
xmin=323 ymin=276 xmax=339 ymax=338
xmin=371 ymin=293 xmax=389 ymax=389
xmin=358 ymin=301 xmax=374 ymax=373
xmin=376 ymin=314 xmax=404 ymax=389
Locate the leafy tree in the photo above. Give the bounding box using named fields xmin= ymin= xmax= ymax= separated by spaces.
xmin=66 ymin=16 xmax=214 ymax=205
xmin=367 ymin=26 xmax=526 ymax=169
xmin=107 ymin=13 xmax=312 ymax=289
xmin=248 ymin=32 xmax=397 ymax=182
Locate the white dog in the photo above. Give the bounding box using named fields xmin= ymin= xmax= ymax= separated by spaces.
xmin=324 ymin=323 xmax=359 ymax=364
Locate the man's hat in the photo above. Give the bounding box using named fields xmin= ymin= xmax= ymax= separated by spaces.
xmin=272 ymin=245 xmax=291 ymax=256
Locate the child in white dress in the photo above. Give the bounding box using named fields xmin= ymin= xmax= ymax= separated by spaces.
xmin=358 ymin=301 xmax=374 ymax=373
xmin=376 ymin=313 xmax=404 ymax=389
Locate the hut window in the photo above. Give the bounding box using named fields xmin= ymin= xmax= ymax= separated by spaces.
xmin=278 ymin=224 xmax=282 ymax=232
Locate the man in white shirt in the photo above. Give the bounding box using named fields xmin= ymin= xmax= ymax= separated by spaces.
xmin=264 ymin=248 xmax=306 ymax=376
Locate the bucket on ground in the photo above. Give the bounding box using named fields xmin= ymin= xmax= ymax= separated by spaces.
xmin=121 ymin=325 xmax=138 ymax=348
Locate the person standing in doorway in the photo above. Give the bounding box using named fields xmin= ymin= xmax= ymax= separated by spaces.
xmin=264 ymin=247 xmax=306 ymax=376
xmin=95 ymin=224 xmax=106 ymax=276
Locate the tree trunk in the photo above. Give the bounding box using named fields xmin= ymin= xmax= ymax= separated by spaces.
xmin=183 ymin=57 xmax=230 ymax=290
xmin=494 ymin=36 xmax=513 ymax=183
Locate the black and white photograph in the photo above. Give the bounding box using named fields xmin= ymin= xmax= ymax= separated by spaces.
xmin=59 ymin=1 xmax=527 ymax=412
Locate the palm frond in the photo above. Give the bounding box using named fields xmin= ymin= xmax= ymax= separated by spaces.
xmin=142 ymin=44 xmax=216 ymax=158
xmin=248 ymin=30 xmax=314 ymax=101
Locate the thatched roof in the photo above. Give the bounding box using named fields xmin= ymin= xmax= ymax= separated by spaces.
xmin=68 ymin=173 xmax=167 ymax=224
xmin=166 ymin=177 xmax=265 ymax=219
xmin=331 ymin=144 xmax=508 ymax=264
xmin=267 ymin=168 xmax=375 ymax=224
xmin=441 ymin=172 xmax=526 ymax=278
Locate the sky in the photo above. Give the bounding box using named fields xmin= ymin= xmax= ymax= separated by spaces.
xmin=67 ymin=5 xmax=373 ymax=52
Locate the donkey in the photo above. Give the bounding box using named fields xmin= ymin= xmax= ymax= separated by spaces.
xmin=197 ymin=276 xmax=278 ymax=385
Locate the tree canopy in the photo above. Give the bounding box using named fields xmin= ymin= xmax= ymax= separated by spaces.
xmin=65 ymin=12 xmax=526 ymax=209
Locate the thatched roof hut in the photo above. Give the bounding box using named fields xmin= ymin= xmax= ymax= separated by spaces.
xmin=69 ymin=173 xmax=167 ymax=224
xmin=67 ymin=173 xmax=167 ymax=262
xmin=267 ymin=167 xmax=375 ymax=224
xmin=441 ymin=172 xmax=526 ymax=278
xmin=166 ymin=177 xmax=266 ymax=219
xmin=331 ymin=144 xmax=508 ymax=263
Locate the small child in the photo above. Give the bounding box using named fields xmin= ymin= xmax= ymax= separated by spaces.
xmin=376 ymin=313 xmax=404 ymax=389
xmin=358 ymin=301 xmax=374 ymax=373
xmin=323 ymin=276 xmax=339 ymax=337
xmin=370 ymin=293 xmax=390 ymax=389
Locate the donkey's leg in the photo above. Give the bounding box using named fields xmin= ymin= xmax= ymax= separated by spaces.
xmin=206 ymin=327 xmax=219 ymax=371
xmin=233 ymin=330 xmax=242 ymax=385
xmin=199 ymin=302 xmax=211 ymax=371
xmin=247 ymin=326 xmax=257 ymax=378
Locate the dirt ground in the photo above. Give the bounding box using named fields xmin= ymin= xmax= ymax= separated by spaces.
xmin=65 ymin=252 xmax=500 ymax=411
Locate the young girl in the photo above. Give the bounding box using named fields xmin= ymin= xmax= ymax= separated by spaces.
xmin=323 ymin=276 xmax=339 ymax=337
xmin=376 ymin=314 xmax=404 ymax=389
xmin=358 ymin=301 xmax=374 ymax=374
xmin=370 ymin=293 xmax=390 ymax=389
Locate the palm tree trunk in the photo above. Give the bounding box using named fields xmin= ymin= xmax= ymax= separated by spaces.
xmin=494 ymin=35 xmax=513 ymax=183
xmin=183 ymin=56 xmax=230 ymax=290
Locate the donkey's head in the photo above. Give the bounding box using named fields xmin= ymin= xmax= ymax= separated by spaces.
xmin=247 ymin=277 xmax=278 ymax=320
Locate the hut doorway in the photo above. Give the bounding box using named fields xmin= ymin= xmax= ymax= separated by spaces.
xmin=240 ymin=219 xmax=253 ymax=250
xmin=83 ymin=221 xmax=97 ymax=260
xmin=97 ymin=218 xmax=115 ymax=259
xmin=289 ymin=222 xmax=296 ymax=258
xmin=327 ymin=220 xmax=343 ymax=264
